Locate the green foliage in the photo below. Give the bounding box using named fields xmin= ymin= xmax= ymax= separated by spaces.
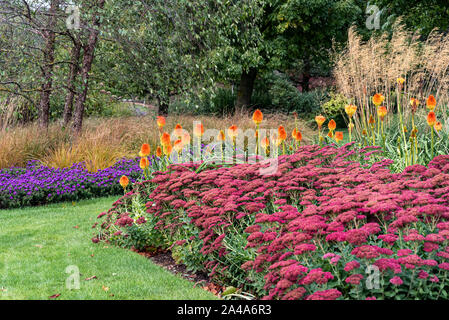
xmin=321 ymin=92 xmax=349 ymax=128
xmin=373 ymin=0 xmax=449 ymax=36
xmin=268 ymin=74 xmax=328 ymax=117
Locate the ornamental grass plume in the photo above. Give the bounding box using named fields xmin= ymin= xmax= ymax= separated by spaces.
xmin=139 ymin=143 xmax=151 ymax=157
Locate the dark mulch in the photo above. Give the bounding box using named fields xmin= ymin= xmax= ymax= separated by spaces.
xmin=131 ymin=248 xmax=223 ymax=296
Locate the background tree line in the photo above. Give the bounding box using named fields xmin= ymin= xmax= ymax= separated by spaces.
xmin=0 ymin=0 xmax=448 ymax=134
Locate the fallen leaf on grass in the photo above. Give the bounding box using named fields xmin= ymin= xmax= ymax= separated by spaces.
xmin=85 ymin=275 xmax=97 ymax=281
xmin=102 ymin=285 xmax=109 ymax=292
xmin=49 ymin=293 xmax=61 ymax=299
xmin=34 ymin=244 xmax=43 ymax=248
xmin=0 ymin=287 xmax=7 ymax=293
xmin=73 ymin=225 xmax=79 ymax=229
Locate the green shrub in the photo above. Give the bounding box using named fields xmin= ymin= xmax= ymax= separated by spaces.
xmin=321 ymin=92 xmax=349 ymax=128
xmin=268 ymin=74 xmax=328 ymax=118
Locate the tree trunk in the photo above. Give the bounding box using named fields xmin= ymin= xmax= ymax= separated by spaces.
xmin=235 ymin=67 xmax=257 ymax=113
xmin=157 ymin=96 xmax=169 ymax=116
xmin=38 ymin=0 xmax=59 ymax=129
xmin=72 ymin=0 xmax=105 ymax=136
xmin=63 ymin=36 xmax=81 ymax=128
xmin=301 ymin=56 xmax=311 ymax=92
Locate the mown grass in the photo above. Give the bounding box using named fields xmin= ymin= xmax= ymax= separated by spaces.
xmin=0 ymin=197 xmax=217 ymax=300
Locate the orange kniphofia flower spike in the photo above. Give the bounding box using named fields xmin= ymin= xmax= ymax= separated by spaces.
xmin=278 ymin=125 xmax=287 ymax=141
xmin=295 ymin=131 xmax=302 ymax=142
xmin=228 ymin=125 xmax=238 ymax=139
xmin=261 ymin=137 xmax=269 ymax=149
xmin=181 ymin=132 xmax=191 ymax=145
xmin=193 ymin=123 xmax=204 ymax=137
xmin=345 ymin=104 xmax=357 ymax=118
xmin=427 ymin=95 xmax=437 ymax=111
xmin=292 ymin=128 xmax=297 ymax=139
xmin=427 ymin=111 xmax=437 ymax=127
xmin=377 ymin=106 xmax=388 ymax=120
xmin=252 ymin=109 xmax=263 ymax=125
xmin=410 ymin=98 xmax=420 ymax=107
xmin=156 ymin=116 xmax=166 ymax=128
xmin=161 ymin=132 xmax=171 ymax=147
xmin=139 ymin=143 xmax=151 ymax=157
xmin=174 ymin=124 xmax=183 ymax=137
xmin=217 ymin=130 xmax=225 ymax=142
xmin=315 ymin=115 xmax=326 ymax=128
xmin=335 ymin=131 xmax=344 ymax=143
xmin=174 ymin=139 xmax=183 ymax=152
xmin=328 ymin=119 xmax=337 ymax=131
xmin=434 ymin=121 xmax=443 ymax=132
xmin=156 ymin=146 xmax=162 ymax=157
xmin=372 ymin=93 xmax=385 ymax=106
xmin=139 ymin=157 xmax=150 ymax=169
xmin=163 ymin=143 xmax=173 ymax=155
xmin=369 ymin=115 xmax=375 ymax=125
xmin=119 ymin=175 xmax=129 ymax=188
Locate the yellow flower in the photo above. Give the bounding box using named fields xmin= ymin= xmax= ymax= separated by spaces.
xmin=372 ymin=93 xmax=385 ymax=106
xmin=397 ymin=77 xmax=405 ymax=85
xmin=345 ymin=104 xmax=357 ymax=118
xmin=377 ymin=106 xmax=387 ymax=121
xmin=434 ymin=121 xmax=443 ymax=132
xmin=315 ymin=115 xmax=326 ymax=129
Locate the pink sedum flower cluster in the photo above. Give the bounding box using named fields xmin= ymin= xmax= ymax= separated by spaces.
xmin=96 ymin=144 xmax=449 ymax=299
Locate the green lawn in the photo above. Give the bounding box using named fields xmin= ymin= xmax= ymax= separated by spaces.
xmin=0 ymin=197 xmax=217 ymax=300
